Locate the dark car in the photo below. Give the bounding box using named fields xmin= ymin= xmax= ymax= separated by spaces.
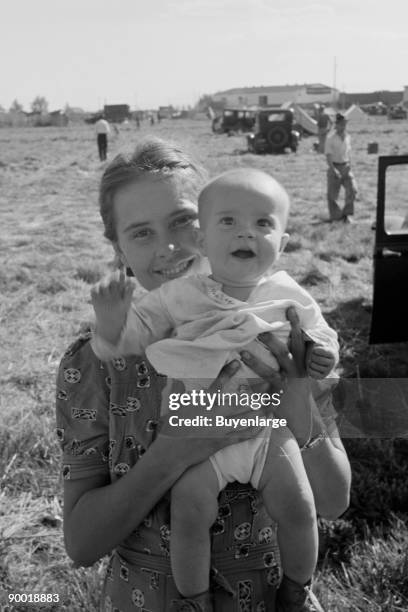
xmin=247 ymin=109 xmax=300 ymax=154
xmin=212 ymin=108 xmax=256 ymax=134
xmin=370 ymin=155 xmax=408 ymax=343
xmin=388 ymin=105 xmax=407 ymax=120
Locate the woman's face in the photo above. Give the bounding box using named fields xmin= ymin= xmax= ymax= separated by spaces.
xmin=113 ymin=175 xmax=205 ymax=290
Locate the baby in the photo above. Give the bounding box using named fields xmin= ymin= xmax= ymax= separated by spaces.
xmin=91 ymin=168 xmax=337 ymax=611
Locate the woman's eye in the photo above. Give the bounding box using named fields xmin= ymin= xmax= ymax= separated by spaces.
xmin=220 ymin=217 xmax=234 ymax=225
xmin=172 ymin=215 xmax=196 ymax=228
xmin=132 ymin=228 xmax=153 ymax=239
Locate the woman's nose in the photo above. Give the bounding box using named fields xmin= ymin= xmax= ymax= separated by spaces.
xmin=156 ymin=235 xmax=179 ymax=258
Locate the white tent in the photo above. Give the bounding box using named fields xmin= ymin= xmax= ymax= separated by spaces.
xmin=281 ymin=101 xmax=318 ymax=135
xmin=344 ymin=104 xmax=368 ymax=123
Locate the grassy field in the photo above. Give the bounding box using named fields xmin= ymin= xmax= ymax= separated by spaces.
xmin=1 ymin=117 xmax=408 ymax=611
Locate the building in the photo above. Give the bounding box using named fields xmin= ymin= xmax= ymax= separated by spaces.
xmin=49 ymin=110 xmax=69 ymax=127
xmin=342 ymin=90 xmax=403 ymax=107
xmin=211 ymin=83 xmax=339 ymax=108
xmin=158 ymin=106 xmax=174 ymax=119
xmin=103 ymin=104 xmax=131 ymax=123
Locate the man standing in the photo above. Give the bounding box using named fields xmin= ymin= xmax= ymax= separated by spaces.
xmin=325 ymin=113 xmax=358 ymax=223
xmin=95 ymin=114 xmax=110 ymax=161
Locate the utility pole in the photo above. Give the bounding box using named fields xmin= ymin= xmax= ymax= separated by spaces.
xmin=333 ymin=56 xmax=337 ymax=108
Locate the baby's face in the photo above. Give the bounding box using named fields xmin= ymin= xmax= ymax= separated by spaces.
xmin=200 ymin=176 xmax=289 ymax=287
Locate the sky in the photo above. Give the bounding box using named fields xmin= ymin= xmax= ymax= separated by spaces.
xmin=1 ymin=0 xmax=407 ymax=112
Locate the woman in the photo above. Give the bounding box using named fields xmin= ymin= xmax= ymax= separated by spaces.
xmin=56 ymin=137 xmax=351 ymax=612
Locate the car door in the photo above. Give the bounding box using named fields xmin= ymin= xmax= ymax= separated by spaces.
xmin=370 ymin=155 xmax=408 ymax=343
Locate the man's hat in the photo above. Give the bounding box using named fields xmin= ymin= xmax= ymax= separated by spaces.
xmin=335 ymin=112 xmax=347 ymax=123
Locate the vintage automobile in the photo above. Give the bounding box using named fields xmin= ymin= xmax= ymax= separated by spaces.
xmin=247 ymin=108 xmax=300 ymax=154
xmin=212 ymin=108 xmax=256 ymax=134
xmin=370 ymin=155 xmax=408 ymax=343
xmin=387 ymin=105 xmax=407 ymax=120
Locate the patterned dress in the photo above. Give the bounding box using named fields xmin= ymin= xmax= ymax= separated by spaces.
xmin=56 ymin=334 xmax=281 ymax=612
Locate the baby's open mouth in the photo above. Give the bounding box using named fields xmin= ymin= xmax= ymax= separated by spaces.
xmin=231 ymin=249 xmax=256 ymax=259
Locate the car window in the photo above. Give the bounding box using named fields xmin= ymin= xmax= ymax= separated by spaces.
xmin=267 ymin=113 xmax=285 ymax=122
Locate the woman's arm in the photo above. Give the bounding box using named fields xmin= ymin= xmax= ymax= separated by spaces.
xmin=64 ymin=432 xmax=216 ymax=566
xmin=241 ymin=308 xmax=351 ymax=520
xmin=61 ymin=352 xmax=267 ymax=567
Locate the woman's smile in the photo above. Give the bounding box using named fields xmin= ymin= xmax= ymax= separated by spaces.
xmin=153 ymin=256 xmax=198 ymax=279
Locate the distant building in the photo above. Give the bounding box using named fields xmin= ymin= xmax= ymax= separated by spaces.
xmin=49 ymin=110 xmax=69 ymax=127
xmin=158 ymin=106 xmax=174 ymax=119
xmin=342 ymin=90 xmax=403 ymax=107
xmin=211 ymin=83 xmax=339 ymax=108
xmin=103 ymin=104 xmax=131 ymax=123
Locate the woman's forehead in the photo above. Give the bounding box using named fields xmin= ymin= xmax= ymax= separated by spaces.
xmin=114 ymin=177 xmax=198 ymax=227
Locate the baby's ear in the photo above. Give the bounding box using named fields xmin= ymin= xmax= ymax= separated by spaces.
xmin=279 ymin=233 xmax=290 ymax=254
xmin=194 ymin=228 xmax=207 ymax=255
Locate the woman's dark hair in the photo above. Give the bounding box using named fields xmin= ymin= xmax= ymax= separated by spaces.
xmin=99 ymin=137 xmax=207 ymax=242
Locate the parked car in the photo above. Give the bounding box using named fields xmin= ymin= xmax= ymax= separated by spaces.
xmin=212 ymin=108 xmax=256 ymax=134
xmin=370 ymin=155 xmax=408 ymax=343
xmin=388 ymin=105 xmax=407 ymax=120
xmin=247 ymin=109 xmax=300 ymax=154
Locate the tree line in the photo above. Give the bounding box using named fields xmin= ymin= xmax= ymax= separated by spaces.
xmin=1 ymin=96 xmax=49 ymax=114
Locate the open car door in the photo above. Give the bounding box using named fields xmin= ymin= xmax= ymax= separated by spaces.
xmin=370 ymin=155 xmax=408 ymax=343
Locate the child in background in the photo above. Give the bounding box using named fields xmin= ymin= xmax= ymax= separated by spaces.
xmin=91 ymin=168 xmax=337 ymax=612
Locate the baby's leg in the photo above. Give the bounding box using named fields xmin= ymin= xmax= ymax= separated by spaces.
xmin=171 ymin=460 xmax=220 ymax=597
xmin=257 ymin=428 xmax=318 ymax=585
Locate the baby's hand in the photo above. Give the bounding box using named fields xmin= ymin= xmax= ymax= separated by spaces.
xmin=306 ymin=344 xmax=336 ymax=379
xmin=91 ymin=270 xmax=134 ymax=345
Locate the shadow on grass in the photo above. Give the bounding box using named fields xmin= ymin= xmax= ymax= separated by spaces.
xmin=322 ymin=297 xmax=408 ymax=533
xmin=325 ymin=297 xmax=408 ymax=378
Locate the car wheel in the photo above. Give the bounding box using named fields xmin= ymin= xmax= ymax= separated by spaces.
xmin=267 ymin=126 xmax=289 ymax=149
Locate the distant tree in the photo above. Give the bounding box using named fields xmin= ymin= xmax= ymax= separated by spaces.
xmin=195 ymin=94 xmax=224 ymax=113
xmin=10 ymin=99 xmax=24 ymax=112
xmin=31 ymin=96 xmax=49 ymax=114
xmin=0 ymin=104 xmax=5 ymax=111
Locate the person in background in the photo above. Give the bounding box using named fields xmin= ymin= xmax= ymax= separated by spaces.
xmin=95 ymin=114 xmax=110 ymax=161
xmin=316 ymin=105 xmax=331 ymax=154
xmin=325 ymin=113 xmax=358 ymax=223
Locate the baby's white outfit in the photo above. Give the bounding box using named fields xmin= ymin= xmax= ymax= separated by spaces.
xmin=92 ymin=271 xmax=339 ymax=489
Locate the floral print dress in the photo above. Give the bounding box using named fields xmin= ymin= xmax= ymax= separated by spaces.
xmin=56 ymin=334 xmax=281 ymax=611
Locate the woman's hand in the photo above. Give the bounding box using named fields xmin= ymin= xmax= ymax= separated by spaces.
xmin=240 ymin=306 xmax=307 ymax=391
xmin=239 ymin=306 xmax=314 ymax=445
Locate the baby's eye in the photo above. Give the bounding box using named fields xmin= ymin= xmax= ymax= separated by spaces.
xmin=171 ymin=214 xmax=197 ymax=228
xmin=257 ymin=218 xmax=274 ymax=228
xmin=219 ymin=216 xmax=234 ymax=225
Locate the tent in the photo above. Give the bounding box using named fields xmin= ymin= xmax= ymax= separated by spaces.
xmin=344 ymin=104 xmax=368 ymax=123
xmin=281 ymin=101 xmax=318 ymax=135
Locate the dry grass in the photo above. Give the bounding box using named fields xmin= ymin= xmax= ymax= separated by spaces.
xmin=1 ymin=118 xmax=408 ymax=611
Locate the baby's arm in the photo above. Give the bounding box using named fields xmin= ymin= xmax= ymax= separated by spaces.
xmin=289 ymin=289 xmax=339 ymax=380
xmin=91 ymin=271 xmax=174 ymax=359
